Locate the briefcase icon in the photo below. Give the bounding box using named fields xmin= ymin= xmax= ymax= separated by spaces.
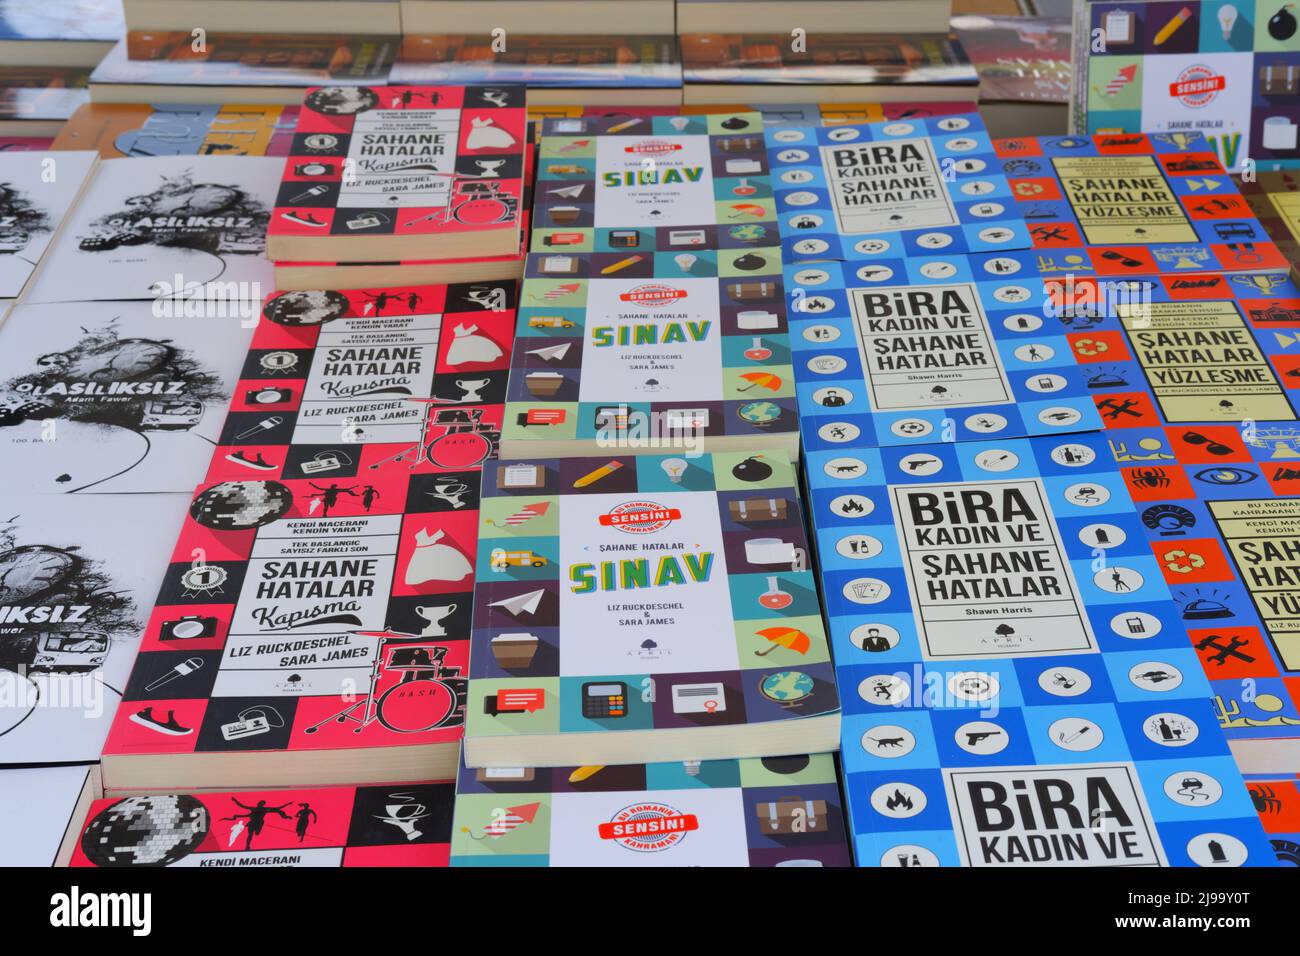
xmin=1259 ymin=64 xmax=1299 ymax=96
xmin=755 ymin=797 xmax=828 ymax=834
xmin=728 ymin=497 xmax=788 ymax=522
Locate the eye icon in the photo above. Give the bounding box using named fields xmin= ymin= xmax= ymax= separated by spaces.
xmin=1193 ymin=467 xmax=1257 ymax=486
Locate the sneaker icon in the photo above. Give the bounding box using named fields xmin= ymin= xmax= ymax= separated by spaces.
xmin=130 ymin=707 xmax=193 ymax=736
xmin=281 ymin=211 xmax=327 ymax=228
xmin=226 ymin=450 xmax=276 ymax=471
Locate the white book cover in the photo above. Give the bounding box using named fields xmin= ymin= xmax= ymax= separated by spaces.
xmin=0 ymin=494 xmax=185 ymax=764
xmin=0 ymin=765 xmax=92 ymax=866
xmin=23 ymin=156 xmax=279 ymax=303
xmin=0 ymin=151 xmax=97 ymax=299
xmin=0 ymin=301 xmax=254 ymax=494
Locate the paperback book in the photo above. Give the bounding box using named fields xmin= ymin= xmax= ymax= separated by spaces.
xmin=401 ymin=0 xmax=675 ymax=36
xmin=788 ymin=261 xmax=1105 ymax=447
xmin=392 ymin=36 xmax=683 ymax=106
xmin=89 ymin=36 xmax=396 ymax=106
xmin=451 ymin=753 xmax=850 ymax=866
xmin=1237 ymin=169 xmax=1300 ymax=272
xmin=765 ymin=114 xmax=1032 ymax=264
xmin=66 ymin=780 xmax=452 ymax=867
xmin=0 ymin=0 xmax=123 ymax=66
xmin=0 ymin=765 xmax=97 ymax=867
xmin=1073 ymin=0 xmax=1300 ymax=173
xmin=0 ymin=493 xmax=186 ymax=764
xmin=0 ymin=301 xmax=254 ymax=495
xmin=52 ymin=103 xmax=301 ymax=158
xmin=505 ymin=112 xmax=794 ymax=459
xmin=989 ymin=131 xmax=1289 ymax=277
xmin=951 ymin=14 xmax=1071 ymax=137
xmin=123 ymin=0 xmax=403 ymax=36
xmin=679 ymin=33 xmax=980 ymax=104
xmin=266 ymin=84 xmax=527 ymax=264
xmin=205 ymin=282 xmax=515 ymax=485
xmin=804 ymin=433 xmax=1276 ymax=866
xmin=0 ymin=65 xmax=91 ymax=134
xmin=23 ymin=155 xmax=281 ymax=303
xmin=677 ymin=0 xmax=952 ymax=34
xmin=466 ymin=450 xmax=840 ymax=768
xmin=0 ymin=150 xmax=97 ymax=299
xmin=100 ymin=472 xmax=481 ymax=791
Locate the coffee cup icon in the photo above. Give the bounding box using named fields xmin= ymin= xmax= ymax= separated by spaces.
xmin=744 ymin=537 xmax=808 ymax=571
xmin=492 ymin=632 xmax=540 ymax=670
xmin=376 ymin=799 xmax=430 ymax=841
xmin=416 ymin=604 xmax=457 ymax=637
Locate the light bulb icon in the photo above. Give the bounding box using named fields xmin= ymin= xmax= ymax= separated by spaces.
xmin=1218 ymin=3 xmax=1237 ymax=40
xmin=674 ymin=253 xmax=697 ymax=273
xmin=669 ymin=117 xmax=690 ymax=132
xmin=662 ymin=457 xmax=688 ymax=483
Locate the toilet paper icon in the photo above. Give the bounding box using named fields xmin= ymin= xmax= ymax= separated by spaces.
xmin=1263 ymin=116 xmax=1299 ymax=151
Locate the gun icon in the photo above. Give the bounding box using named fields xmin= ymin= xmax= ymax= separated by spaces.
xmin=965 ymin=730 xmax=1002 ymax=747
xmin=904 ymin=457 xmax=937 ymax=472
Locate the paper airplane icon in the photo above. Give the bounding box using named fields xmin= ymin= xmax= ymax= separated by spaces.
xmin=527 ymin=342 xmax=572 ymax=362
xmin=548 ymin=183 xmax=586 ymax=199
xmin=490 ymin=588 xmax=546 ymax=618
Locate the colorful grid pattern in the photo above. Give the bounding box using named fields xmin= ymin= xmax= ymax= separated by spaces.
xmin=268 ymin=84 xmax=527 ymax=243
xmin=804 ymin=433 xmax=1276 ymax=866
xmin=786 ymin=260 xmax=1104 ymax=447
xmin=1077 ymin=0 xmax=1300 ymax=173
xmin=991 ymin=132 xmax=1289 ymax=277
xmin=71 ymin=782 xmax=453 ymax=868
xmin=207 ymin=282 xmax=515 ymax=485
xmin=765 ymin=115 xmax=1032 ymax=263
xmin=467 ymin=450 xmax=838 ymax=759
xmin=450 ymin=753 xmax=850 ymax=867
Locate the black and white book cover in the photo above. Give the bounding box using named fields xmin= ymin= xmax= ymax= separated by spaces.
xmin=0 ymin=301 xmax=254 ymax=494
xmin=0 ymin=150 xmax=97 ymax=299
xmin=0 ymin=494 xmax=185 ymax=763
xmin=23 ymin=155 xmax=279 ymax=303
xmin=0 ymin=765 xmax=92 ymax=866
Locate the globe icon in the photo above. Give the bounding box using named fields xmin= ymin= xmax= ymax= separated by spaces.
xmin=761 ymin=670 xmax=814 ymax=704
xmin=738 ymin=401 xmax=782 ymax=427
xmin=80 ymin=796 xmax=209 ymax=866
xmin=190 ymin=480 xmax=294 ymax=530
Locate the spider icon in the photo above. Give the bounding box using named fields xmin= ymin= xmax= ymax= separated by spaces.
xmin=1250 ymin=784 xmax=1285 ymax=815
xmin=1129 ymin=467 xmax=1172 ymax=491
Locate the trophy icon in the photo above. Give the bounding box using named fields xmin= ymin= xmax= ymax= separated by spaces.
xmin=375 ymin=792 xmax=431 ymax=841
xmin=416 ymin=603 xmax=457 ymax=637
xmin=456 ymin=377 xmax=490 ymax=403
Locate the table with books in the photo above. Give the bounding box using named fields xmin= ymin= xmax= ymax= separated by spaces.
xmin=0 ymin=0 xmax=1297 ymax=873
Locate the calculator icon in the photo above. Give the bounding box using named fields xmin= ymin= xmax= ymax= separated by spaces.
xmin=582 ymin=682 xmax=627 ymax=719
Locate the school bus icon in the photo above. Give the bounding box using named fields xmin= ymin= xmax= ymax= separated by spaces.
xmin=490 ymin=548 xmax=549 ymax=572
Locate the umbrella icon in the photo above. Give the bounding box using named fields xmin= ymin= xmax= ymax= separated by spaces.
xmin=754 ymin=626 xmax=811 ymax=657
xmin=463 ymin=802 xmax=541 ymax=839
xmin=737 ymin=371 xmax=783 ymax=393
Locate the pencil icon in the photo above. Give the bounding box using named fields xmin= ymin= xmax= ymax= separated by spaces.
xmin=1154 ymin=6 xmax=1192 ymax=44
xmin=601 ymin=255 xmax=643 ymax=275
xmin=606 ymin=118 xmax=643 ymax=134
xmin=573 ymin=460 xmax=623 ymax=487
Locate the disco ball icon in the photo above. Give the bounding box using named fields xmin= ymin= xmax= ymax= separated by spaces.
xmin=263 ymin=289 xmax=349 ymax=326
xmin=190 ymin=480 xmax=293 ymax=530
xmin=80 ymin=796 xmax=209 ymax=866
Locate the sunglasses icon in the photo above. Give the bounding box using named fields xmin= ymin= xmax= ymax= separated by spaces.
xmin=1182 ymin=431 xmax=1233 ymax=456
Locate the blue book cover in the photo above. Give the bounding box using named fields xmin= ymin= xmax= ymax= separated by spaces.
xmin=764 ymin=114 xmax=1033 ymax=264
xmin=803 ymin=432 xmax=1277 ymax=866
xmin=787 ymin=259 xmax=1104 ymax=446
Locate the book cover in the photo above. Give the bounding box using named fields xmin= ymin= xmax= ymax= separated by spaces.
xmin=0 ymin=150 xmax=96 ymax=298
xmin=23 ymin=155 xmax=281 ymax=303
xmin=0 ymin=0 xmax=123 ymax=43
xmin=679 ymin=33 xmax=979 ymax=88
xmin=1244 ymin=773 xmax=1300 ymax=864
xmin=1237 ymin=168 xmax=1300 ymax=268
xmin=393 ymin=35 xmax=682 ymax=90
xmin=504 ymin=112 xmax=794 ymax=458
xmin=0 ymin=765 xmax=95 ymax=867
xmin=266 ymin=84 xmax=527 ymax=263
xmin=466 ymin=450 xmax=839 ymax=767
xmin=951 ymin=14 xmax=1072 ymax=104
xmin=52 ymin=103 xmax=301 ymax=159
xmin=69 ymin=781 xmax=452 ymax=867
xmin=804 ymin=433 xmax=1276 ymax=866
xmin=0 ymin=301 xmax=254 ymax=495
xmin=205 ymin=282 xmax=515 ymax=484
xmin=788 ymin=261 xmax=1106 ymax=447
xmin=0 ymin=493 xmax=186 ymax=764
xmin=451 ymin=753 xmax=850 ymax=866
xmin=0 ymin=65 xmax=90 ymax=123
xmin=1075 ymin=0 xmax=1300 ymax=173
xmin=988 ymin=132 xmax=1289 ymax=277
xmin=99 ymin=473 xmax=476 ymax=777
xmin=766 ymin=115 xmax=1033 ymax=263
